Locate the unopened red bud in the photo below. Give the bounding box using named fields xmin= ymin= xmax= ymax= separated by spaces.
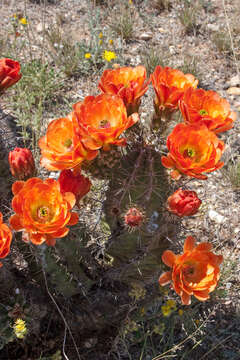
xmin=124 ymin=207 xmax=144 ymax=230
xmin=8 ymin=147 xmax=35 ymax=180
xmin=167 ymin=188 xmax=201 ymax=217
xmin=0 ymin=58 xmax=22 ymax=93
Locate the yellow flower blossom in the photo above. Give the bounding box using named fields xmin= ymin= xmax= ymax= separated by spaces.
xmin=99 ymin=32 xmax=103 ymax=39
xmin=99 ymin=39 xmax=103 ymax=45
xmin=19 ymin=17 xmax=28 ymax=25
xmin=166 ymin=299 xmax=176 ymax=310
xmin=109 ymin=39 xmax=114 ymax=45
xmin=85 ymin=53 xmax=91 ymax=59
xmin=178 ymin=309 xmax=184 ymax=316
xmin=103 ymin=50 xmax=117 ymax=62
xmin=14 ymin=318 xmax=27 ymax=339
xmin=161 ymin=304 xmax=172 ymax=317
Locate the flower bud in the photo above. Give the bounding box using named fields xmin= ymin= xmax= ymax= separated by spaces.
xmin=8 ymin=147 xmax=35 ymax=180
xmin=167 ymin=188 xmax=201 ymax=217
xmin=0 ymin=58 xmax=22 ymax=93
xmin=124 ymin=207 xmax=144 ymax=230
xmin=58 ymin=169 xmax=91 ymax=205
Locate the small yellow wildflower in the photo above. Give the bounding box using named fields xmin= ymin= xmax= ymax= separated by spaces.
xmin=166 ymin=299 xmax=176 ymax=309
xmin=99 ymin=39 xmax=103 ymax=45
xmin=13 ymin=318 xmax=27 ymax=339
xmin=19 ymin=17 xmax=28 ymax=25
xmin=129 ymin=0 xmax=133 ymax=4
xmin=178 ymin=309 xmax=184 ymax=316
xmin=85 ymin=53 xmax=91 ymax=59
xmin=103 ymin=50 xmax=117 ymax=62
xmin=99 ymin=32 xmax=103 ymax=39
xmin=161 ymin=304 xmax=172 ymax=317
xmin=109 ymin=39 xmax=114 ymax=45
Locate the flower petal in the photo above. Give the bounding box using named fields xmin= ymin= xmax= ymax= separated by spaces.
xmin=184 ymin=236 xmax=196 ymax=252
xmin=162 ymin=250 xmax=176 ymax=267
xmin=159 ymin=271 xmax=172 ymax=286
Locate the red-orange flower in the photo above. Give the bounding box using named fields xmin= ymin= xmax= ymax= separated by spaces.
xmin=179 ymin=87 xmax=236 ymax=134
xmin=9 ymin=147 xmax=35 ymax=180
xmin=150 ymin=66 xmax=198 ymax=113
xmin=58 ymin=169 xmax=91 ymax=206
xmin=0 ymin=58 xmax=22 ymax=92
xmin=161 ymin=123 xmax=225 ymax=180
xmin=9 ymin=178 xmax=79 ymax=246
xmin=39 ymin=114 xmax=98 ymax=171
xmin=159 ymin=236 xmax=223 ymax=305
xmin=167 ymin=188 xmax=201 ymax=217
xmin=72 ymin=94 xmax=139 ymax=151
xmin=0 ymin=212 xmax=12 ymax=267
xmin=98 ymin=66 xmax=149 ymax=114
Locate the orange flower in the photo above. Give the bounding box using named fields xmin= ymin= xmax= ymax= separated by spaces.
xmin=179 ymin=87 xmax=236 ymax=134
xmin=8 ymin=147 xmax=35 ymax=180
xmin=9 ymin=178 xmax=79 ymax=246
xmin=0 ymin=212 xmax=12 ymax=267
xmin=0 ymin=58 xmax=22 ymax=92
xmin=39 ymin=115 xmax=98 ymax=171
xmin=150 ymin=66 xmax=198 ymax=114
xmin=98 ymin=66 xmax=149 ymax=114
xmin=167 ymin=188 xmax=201 ymax=217
xmin=58 ymin=169 xmax=91 ymax=206
xmin=72 ymin=94 xmax=139 ymax=151
xmin=161 ymin=123 xmax=225 ymax=180
xmin=159 ymin=236 xmax=223 ymax=305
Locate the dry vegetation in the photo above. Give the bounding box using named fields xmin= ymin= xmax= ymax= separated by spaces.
xmin=0 ymin=0 xmax=240 ymax=359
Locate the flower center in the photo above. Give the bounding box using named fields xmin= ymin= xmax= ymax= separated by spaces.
xmin=199 ymin=109 xmax=208 ymax=116
xmin=37 ymin=206 xmax=49 ymax=220
xmin=64 ymin=138 xmax=72 ymax=148
xmin=183 ymin=148 xmax=195 ymax=158
xmin=99 ymin=119 xmax=110 ymax=129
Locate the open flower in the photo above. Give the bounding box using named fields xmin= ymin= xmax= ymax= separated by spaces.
xmin=99 ymin=65 xmax=149 ymax=114
xmin=0 ymin=58 xmax=22 ymax=93
xmin=72 ymin=94 xmax=139 ymax=151
xmin=161 ymin=123 xmax=225 ymax=180
xmin=167 ymin=188 xmax=201 ymax=217
xmin=58 ymin=169 xmax=91 ymax=206
xmin=0 ymin=212 xmax=12 ymax=267
xmin=9 ymin=178 xmax=79 ymax=246
xmin=179 ymin=87 xmax=236 ymax=134
xmin=102 ymin=50 xmax=117 ymax=62
xmin=159 ymin=236 xmax=223 ymax=305
xmin=39 ymin=114 xmax=98 ymax=171
xmin=9 ymin=147 xmax=35 ymax=180
xmin=150 ymin=66 xmax=198 ymax=116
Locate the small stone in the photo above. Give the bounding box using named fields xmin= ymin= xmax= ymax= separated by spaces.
xmin=158 ymin=27 xmax=167 ymax=33
xmin=208 ymin=209 xmax=225 ymax=224
xmin=169 ymin=45 xmax=175 ymax=55
xmin=139 ymin=32 xmax=153 ymax=40
xmin=226 ymin=87 xmax=240 ymax=95
xmin=206 ymin=23 xmax=219 ymax=32
xmin=229 ymin=74 xmax=240 ymax=87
